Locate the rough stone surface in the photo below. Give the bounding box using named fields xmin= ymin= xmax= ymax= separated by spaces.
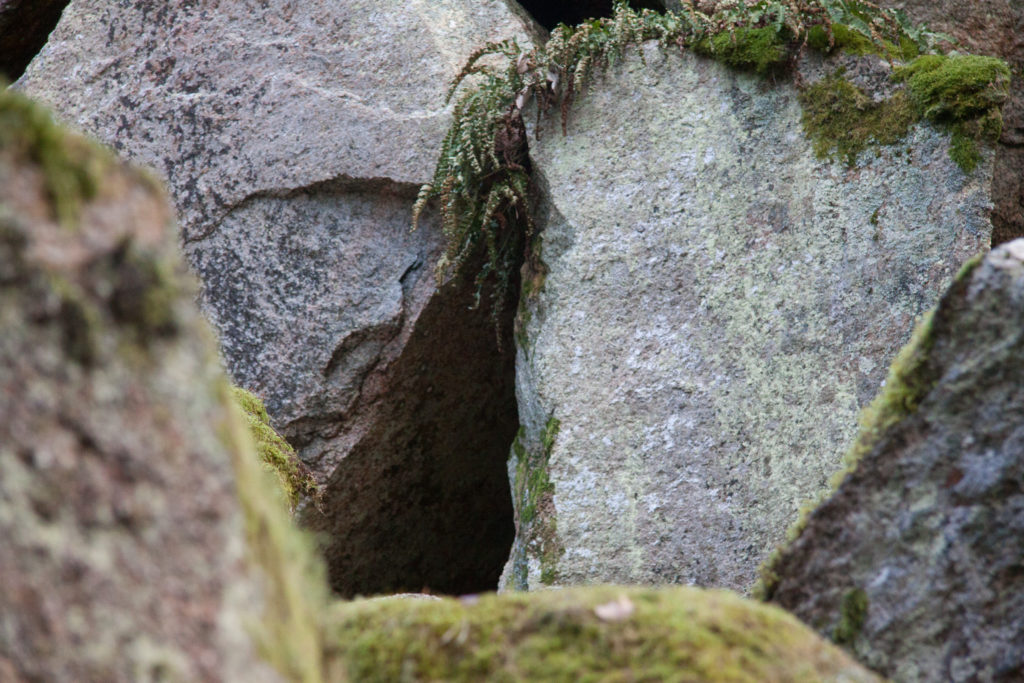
xmin=17 ymin=0 xmax=541 ymax=596
xmin=0 ymin=93 xmax=282 ymax=682
xmin=504 ymin=45 xmax=993 ymax=592
xmin=326 ymin=585 xmax=882 ymax=682
xmin=0 ymin=0 xmax=69 ymax=80
xmin=766 ymin=240 xmax=1024 ymax=682
xmin=881 ymin=1 xmax=1024 ymax=245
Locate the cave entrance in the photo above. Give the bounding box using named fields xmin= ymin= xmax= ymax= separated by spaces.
xmin=302 ymin=269 xmax=520 ymax=599
xmin=517 ymin=0 xmax=668 ymax=31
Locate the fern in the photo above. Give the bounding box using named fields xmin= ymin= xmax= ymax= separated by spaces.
xmin=413 ymin=0 xmax=948 ymax=341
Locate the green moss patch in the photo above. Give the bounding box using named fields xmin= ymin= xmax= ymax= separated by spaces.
xmin=325 ymin=585 xmax=878 ymax=682
xmin=833 ymin=587 xmax=869 ymax=645
xmin=694 ymin=26 xmax=789 ymax=74
xmin=893 ymin=54 xmax=1011 ymax=173
xmin=801 ymin=53 xmax=1010 ymax=172
xmin=512 ymin=417 xmax=563 ymax=586
xmin=800 ymin=72 xmax=916 ymax=166
xmin=232 ymin=386 xmax=320 ymax=512
xmin=0 ymin=87 xmax=103 ymax=227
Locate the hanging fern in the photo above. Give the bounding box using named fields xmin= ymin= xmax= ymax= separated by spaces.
xmin=413 ymin=0 xmax=950 ymax=340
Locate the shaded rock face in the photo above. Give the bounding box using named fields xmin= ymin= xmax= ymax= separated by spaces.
xmin=0 ymin=0 xmax=69 ymax=80
xmin=766 ymin=240 xmax=1024 ymax=682
xmin=877 ymin=0 xmax=1024 ymax=245
xmin=18 ymin=0 xmax=541 ymax=596
xmin=505 ymin=45 xmax=993 ymax=592
xmin=326 ymin=585 xmax=882 ymax=682
xmin=0 ymin=93 xmax=279 ymax=682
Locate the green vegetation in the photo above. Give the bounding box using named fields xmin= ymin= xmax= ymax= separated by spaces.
xmin=833 ymin=587 xmax=869 ymax=644
xmin=232 ymin=386 xmax=321 ymax=512
xmin=801 ymin=54 xmax=1009 ymax=172
xmin=413 ymin=0 xmax=947 ymax=327
xmin=0 ymin=86 xmax=103 ymax=227
xmin=511 ymin=417 xmax=563 ymax=586
xmin=222 ymin=382 xmax=328 ymax=683
xmin=894 ymin=54 xmax=1011 ymax=172
xmin=799 ymin=72 xmax=916 ymax=166
xmin=324 ymin=585 xmax=876 ymax=682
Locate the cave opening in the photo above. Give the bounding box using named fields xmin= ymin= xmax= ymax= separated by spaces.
xmin=302 ymin=262 xmax=521 ymax=599
xmin=517 ymin=0 xmax=668 ymax=31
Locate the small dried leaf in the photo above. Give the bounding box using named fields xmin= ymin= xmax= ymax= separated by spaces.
xmin=594 ymin=595 xmax=635 ymax=622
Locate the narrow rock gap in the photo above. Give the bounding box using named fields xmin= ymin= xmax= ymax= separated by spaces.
xmin=516 ymin=0 xmax=666 ymax=31
xmin=302 ymin=263 xmax=520 ymax=598
xmin=0 ymin=0 xmax=71 ymax=81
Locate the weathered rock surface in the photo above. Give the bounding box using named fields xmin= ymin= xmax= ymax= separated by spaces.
xmin=877 ymin=0 xmax=1024 ymax=245
xmin=764 ymin=240 xmax=1024 ymax=682
xmin=18 ymin=0 xmax=541 ymax=596
xmin=326 ymin=585 xmax=882 ymax=682
xmin=0 ymin=91 xmax=302 ymax=682
xmin=0 ymin=0 xmax=69 ymax=80
xmin=504 ymin=45 xmax=993 ymax=592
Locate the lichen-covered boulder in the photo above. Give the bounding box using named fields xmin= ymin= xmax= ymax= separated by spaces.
xmin=505 ymin=44 xmax=995 ymax=592
xmin=324 ymin=585 xmax=882 ymax=681
xmin=0 ymin=90 xmax=324 ymax=682
xmin=17 ymin=0 xmax=542 ymax=597
xmin=762 ymin=240 xmax=1024 ymax=682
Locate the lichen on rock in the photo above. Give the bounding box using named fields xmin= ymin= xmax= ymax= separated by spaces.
xmin=762 ymin=240 xmax=1024 ymax=681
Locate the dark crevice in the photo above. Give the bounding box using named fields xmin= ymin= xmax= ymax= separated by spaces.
xmin=0 ymin=0 xmax=70 ymax=81
xmin=517 ymin=0 xmax=666 ymax=31
xmin=301 ymin=260 xmax=519 ymax=598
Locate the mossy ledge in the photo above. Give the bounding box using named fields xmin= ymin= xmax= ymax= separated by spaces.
xmin=232 ymin=386 xmax=321 ymax=512
xmin=413 ymin=0 xmax=1002 ymax=323
xmin=803 ymin=54 xmax=1010 ymax=172
xmin=324 ymin=585 xmax=880 ymax=682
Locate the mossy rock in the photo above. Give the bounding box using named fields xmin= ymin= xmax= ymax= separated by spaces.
xmin=0 ymin=85 xmax=103 ymax=226
xmin=325 ymin=586 xmax=881 ymax=682
xmin=233 ymin=386 xmax=320 ymax=511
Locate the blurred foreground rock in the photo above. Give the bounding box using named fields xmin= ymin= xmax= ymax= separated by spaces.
xmin=0 ymin=90 xmax=323 ymax=682
xmin=764 ymin=240 xmax=1024 ymax=682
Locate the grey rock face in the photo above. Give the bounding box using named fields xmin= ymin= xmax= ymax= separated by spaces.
xmin=504 ymin=44 xmax=993 ymax=592
xmin=0 ymin=93 xmax=281 ymax=682
xmin=18 ymin=0 xmax=541 ymax=595
xmin=766 ymin=240 xmax=1024 ymax=682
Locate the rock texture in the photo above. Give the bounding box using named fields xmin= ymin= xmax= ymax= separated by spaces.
xmin=880 ymin=1 xmax=1024 ymax=245
xmin=17 ymin=0 xmax=541 ymax=596
xmin=504 ymin=45 xmax=993 ymax=592
xmin=326 ymin=585 xmax=882 ymax=682
xmin=0 ymin=0 xmax=69 ymax=80
xmin=765 ymin=240 xmax=1024 ymax=682
xmin=0 ymin=91 xmax=293 ymax=682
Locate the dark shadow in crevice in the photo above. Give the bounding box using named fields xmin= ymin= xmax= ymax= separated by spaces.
xmin=302 ymin=263 xmax=519 ymax=598
xmin=517 ymin=0 xmax=667 ymax=31
xmin=0 ymin=0 xmax=70 ymax=81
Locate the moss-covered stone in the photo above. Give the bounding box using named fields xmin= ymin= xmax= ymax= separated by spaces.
xmin=693 ymin=26 xmax=789 ymax=74
xmin=511 ymin=416 xmax=563 ymax=587
xmin=221 ymin=381 xmax=329 ymax=683
xmin=232 ymin=386 xmax=320 ymax=512
xmin=800 ymin=53 xmax=1010 ymax=172
xmin=833 ymin=587 xmax=868 ymax=645
xmin=0 ymin=86 xmax=102 ymax=227
xmin=799 ymin=72 xmax=917 ymax=166
xmin=324 ymin=585 xmax=881 ymax=682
